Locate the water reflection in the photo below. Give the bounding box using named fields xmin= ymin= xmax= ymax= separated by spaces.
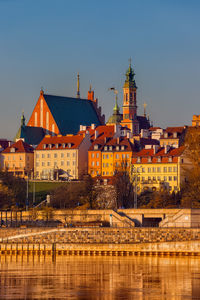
xmin=0 ymin=255 xmax=199 ymax=299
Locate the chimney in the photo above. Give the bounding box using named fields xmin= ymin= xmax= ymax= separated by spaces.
xmin=164 ymin=145 xmax=170 ymax=154
xmin=104 ymin=137 xmax=108 ymax=143
xmin=153 ymin=145 xmax=159 ymax=154
xmin=80 ymin=125 xmax=83 ymax=131
xmin=91 ymin=123 xmax=96 ymax=130
xmin=95 ymin=130 xmax=98 ymax=139
xmin=88 ymin=85 xmax=94 ymax=101
xmin=117 ymin=137 xmax=120 ymax=144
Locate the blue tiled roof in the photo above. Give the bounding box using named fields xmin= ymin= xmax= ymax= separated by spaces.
xmin=15 ymin=126 xmax=45 ymax=146
xmin=44 ymin=94 xmax=102 ymax=135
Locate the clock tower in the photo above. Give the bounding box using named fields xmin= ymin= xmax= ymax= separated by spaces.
xmin=121 ymin=61 xmax=139 ymax=134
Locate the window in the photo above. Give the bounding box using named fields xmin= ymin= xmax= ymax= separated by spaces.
xmin=72 ymin=161 xmax=75 ymax=166
xmin=42 ymin=154 xmax=45 ymax=158
xmin=96 ymin=170 xmax=99 ymax=175
xmin=54 ymin=153 xmax=57 ymax=158
xmin=157 ymin=176 xmax=161 ymax=181
xmin=174 ymin=176 xmax=177 ymax=181
xmin=104 ymin=146 xmax=108 ymax=151
xmin=92 ymin=153 xmax=95 ymax=158
xmin=36 ymin=162 xmax=39 ymax=167
xmin=122 ymin=154 xmax=125 ymax=159
xmin=142 ymin=177 xmax=145 ymax=182
xmin=181 ymin=159 xmax=184 ymax=163
xmin=62 ymin=143 xmax=65 ymax=148
xmin=94 ymin=145 xmax=98 ymax=150
xmin=68 ymin=143 xmax=71 ymax=148
xmin=157 ymin=157 xmax=161 ymax=162
xmin=61 ymin=161 xmax=64 ymax=166
xmin=157 ymin=167 xmax=161 ymax=173
xmin=96 ymin=153 xmax=99 ymax=158
xmin=106 ymin=154 xmax=109 ymax=159
xmin=42 ymin=162 xmax=45 ymax=167
xmin=103 ymin=163 xmax=105 ymax=167
xmin=67 ymin=161 xmax=70 ymax=166
xmin=137 ymin=157 xmax=141 ymax=163
xmin=103 ymin=155 xmax=105 ymax=159
xmin=109 ymin=146 xmax=112 ymax=151
xmin=142 ymin=168 xmax=145 ymax=173
xmin=116 ymin=162 xmax=119 ymax=167
xmin=47 ymin=153 xmax=51 ymax=158
xmin=152 ymin=167 xmax=156 ymax=173
xmin=96 ymin=161 xmax=99 ymax=166
xmin=61 ymin=153 xmax=64 ymax=158
xmin=163 ymin=167 xmax=167 ymax=173
xmin=148 ymin=176 xmax=151 ymax=181
xmin=73 ymin=153 xmax=76 ymax=158
xmin=103 ymin=172 xmax=105 ymax=175
xmin=168 ymin=167 xmax=172 ymax=172
xmin=168 ymin=176 xmax=172 ymax=181
xmin=67 ymin=153 xmax=70 ymax=158
xmin=36 ymin=154 xmax=39 ymax=159
xmin=153 ymin=176 xmax=156 ymax=181
xmin=126 ymin=154 xmax=129 ymax=159
xmin=106 ymin=171 xmax=109 ymax=175
xmin=47 ymin=162 xmax=50 ymax=166
xmin=121 ymin=146 xmax=125 ymax=151
xmin=164 ymin=176 xmax=167 ymax=181
xmin=19 ymin=156 xmax=22 ymax=161
xmin=173 ymin=166 xmax=177 ymax=172
xmin=148 ymin=157 xmax=151 ymax=163
xmin=92 ymin=161 xmax=95 ymax=166
xmin=168 ymin=157 xmax=172 ymax=162
xmin=56 ymin=144 xmax=59 ymax=149
xmin=54 ymin=162 xmax=57 ymax=167
xmin=148 ymin=168 xmax=151 ymax=173
xmin=13 ymin=156 xmax=15 ymax=161
xmin=116 ymin=154 xmax=119 ymax=159
xmin=106 ymin=163 xmax=109 ymax=167
xmin=116 ymin=146 xmax=119 ymax=151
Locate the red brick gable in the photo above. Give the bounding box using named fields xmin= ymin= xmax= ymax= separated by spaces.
xmin=27 ymin=91 xmax=59 ymax=135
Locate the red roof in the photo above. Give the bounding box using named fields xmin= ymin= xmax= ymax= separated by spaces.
xmin=36 ymin=134 xmax=84 ymax=150
xmin=2 ymin=140 xmax=34 ymax=154
xmin=78 ymin=125 xmax=115 ymax=141
xmin=132 ymin=146 xmax=185 ymax=164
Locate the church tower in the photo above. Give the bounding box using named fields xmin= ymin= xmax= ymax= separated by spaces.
xmin=121 ymin=61 xmax=139 ymax=134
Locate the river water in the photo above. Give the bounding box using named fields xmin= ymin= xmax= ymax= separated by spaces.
xmin=0 ymin=255 xmax=200 ymax=299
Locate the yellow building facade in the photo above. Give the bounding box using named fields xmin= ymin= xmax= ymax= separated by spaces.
xmin=132 ymin=146 xmax=188 ymax=193
xmin=35 ymin=134 xmax=90 ymax=180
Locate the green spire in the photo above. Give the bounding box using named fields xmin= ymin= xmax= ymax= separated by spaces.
xmin=113 ymin=92 xmax=119 ymax=113
xmin=124 ymin=59 xmax=137 ymax=89
xmin=21 ymin=111 xmax=25 ymax=126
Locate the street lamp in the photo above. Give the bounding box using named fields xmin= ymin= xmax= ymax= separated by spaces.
xmin=131 ymin=165 xmax=141 ymax=209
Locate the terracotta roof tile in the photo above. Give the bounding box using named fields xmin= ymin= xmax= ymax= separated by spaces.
xmin=36 ymin=134 xmax=84 ymax=150
xmin=2 ymin=140 xmax=34 ymax=153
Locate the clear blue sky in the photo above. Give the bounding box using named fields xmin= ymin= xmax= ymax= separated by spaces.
xmin=0 ymin=0 xmax=200 ymax=139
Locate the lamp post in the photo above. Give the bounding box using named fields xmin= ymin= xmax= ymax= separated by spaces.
xmin=26 ymin=170 xmax=29 ymax=211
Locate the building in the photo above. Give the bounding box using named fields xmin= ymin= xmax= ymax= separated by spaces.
xmin=27 ymin=85 xmax=105 ymax=136
xmin=192 ymin=115 xmax=200 ymax=127
xmin=0 ymin=139 xmax=13 ymax=168
xmin=132 ymin=145 xmax=189 ymax=193
xmin=2 ymin=140 xmax=34 ymax=178
xmin=120 ymin=62 xmax=150 ymax=134
xmin=35 ymin=133 xmax=91 ymax=180
xmin=160 ymin=126 xmax=187 ymax=148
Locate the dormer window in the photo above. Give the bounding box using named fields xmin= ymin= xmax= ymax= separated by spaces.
xmin=121 ymin=145 xmax=125 ymax=151
xmin=173 ymin=132 xmax=177 ymax=138
xmin=148 ymin=157 xmax=152 ymax=163
xmin=109 ymin=146 xmax=112 ymax=151
xmin=169 ymin=156 xmax=172 ymax=162
xmin=49 ymin=144 xmax=52 ymax=149
xmin=94 ymin=144 xmax=98 ymax=150
xmin=10 ymin=147 xmax=15 ymax=153
xmin=116 ymin=146 xmax=119 ymax=151
xmin=137 ymin=157 xmax=141 ymax=163
xmin=157 ymin=157 xmax=161 ymax=162
xmin=68 ymin=143 xmax=71 ymax=148
xmin=43 ymin=144 xmax=46 ymax=150
xmin=164 ymin=132 xmax=168 ymax=138
xmin=62 ymin=143 xmax=65 ymax=148
xmin=104 ymin=146 xmax=108 ymax=151
xmin=55 ymin=144 xmax=59 ymax=149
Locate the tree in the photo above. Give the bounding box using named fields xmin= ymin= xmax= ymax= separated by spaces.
xmin=181 ymin=127 xmax=200 ymax=207
xmin=113 ymin=161 xmax=134 ymax=208
xmin=0 ymin=170 xmax=26 ymax=209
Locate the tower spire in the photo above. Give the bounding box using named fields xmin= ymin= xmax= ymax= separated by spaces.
xmin=143 ymin=102 xmax=147 ymax=117
xmin=21 ymin=111 xmax=25 ymax=126
xmin=77 ymin=72 xmax=80 ymax=98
